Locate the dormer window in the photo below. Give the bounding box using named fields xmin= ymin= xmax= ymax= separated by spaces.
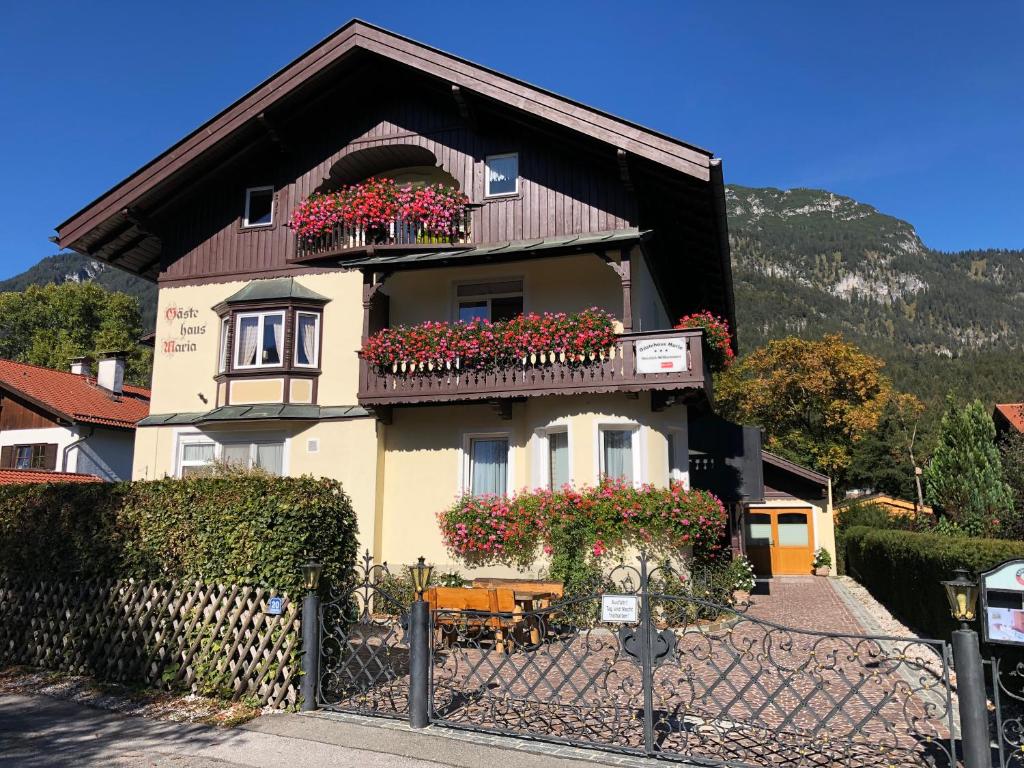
xmin=235 ymin=311 xmax=285 ymax=368
xmin=485 ymin=153 xmax=518 ymax=197
xmin=243 ymin=186 xmax=274 ymax=227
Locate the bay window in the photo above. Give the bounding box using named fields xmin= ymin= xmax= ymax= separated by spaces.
xmin=235 ymin=311 xmax=285 ymax=369
xmin=179 ymin=441 xmax=216 ymax=476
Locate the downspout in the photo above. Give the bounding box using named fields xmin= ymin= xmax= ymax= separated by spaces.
xmin=62 ymin=425 xmax=95 ymax=472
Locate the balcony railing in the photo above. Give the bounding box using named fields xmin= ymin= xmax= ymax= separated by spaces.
xmin=357 ymin=328 xmax=711 ymax=407
xmin=294 ymin=209 xmax=474 ymax=261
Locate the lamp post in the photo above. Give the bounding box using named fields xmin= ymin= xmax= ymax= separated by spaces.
xmin=943 ymin=568 xmax=989 ymax=768
xmin=300 ymin=559 xmax=322 ymax=713
xmin=407 ymin=556 xmax=432 ymax=729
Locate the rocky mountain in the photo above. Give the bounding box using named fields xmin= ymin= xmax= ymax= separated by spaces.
xmin=727 ymin=185 xmax=1024 ymax=411
xmin=0 ymin=253 xmax=157 ymax=329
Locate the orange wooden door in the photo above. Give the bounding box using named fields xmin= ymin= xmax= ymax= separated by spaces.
xmin=745 ymin=511 xmax=774 ymax=576
xmin=771 ymin=508 xmax=814 ymax=575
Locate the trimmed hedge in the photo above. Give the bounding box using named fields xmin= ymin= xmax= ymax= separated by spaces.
xmin=843 ymin=525 xmax=1024 ymax=640
xmin=0 ymin=476 xmax=358 ymax=594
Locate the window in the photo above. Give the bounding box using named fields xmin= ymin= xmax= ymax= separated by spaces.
xmin=599 ymin=426 xmax=640 ymax=485
xmin=218 ymin=317 xmax=229 ymax=373
xmin=15 ymin=445 xmax=46 ymax=469
xmin=234 ymin=311 xmax=285 ymax=369
xmin=485 ymin=153 xmax=518 ymax=197
xmin=455 ymin=279 xmax=523 ymax=323
xmin=667 ymin=428 xmax=688 ymax=486
xmin=221 ymin=441 xmax=285 ymax=476
xmin=179 ymin=441 xmax=215 ymax=477
xmin=178 ymin=439 xmax=284 ymax=477
xmin=294 ymin=311 xmax=320 ymax=368
xmin=243 ymin=186 xmax=274 ymax=228
xmin=466 ymin=435 xmax=509 ymax=496
xmin=547 ymin=429 xmax=570 ymax=490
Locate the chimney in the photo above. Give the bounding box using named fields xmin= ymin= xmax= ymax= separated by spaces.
xmin=97 ymin=352 xmax=126 ymax=395
xmin=69 ymin=356 xmax=93 ymax=377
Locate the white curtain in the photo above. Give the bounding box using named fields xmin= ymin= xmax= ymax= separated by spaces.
xmin=299 ymin=315 xmax=317 ymax=365
xmin=222 ymin=443 xmax=249 ymax=467
xmin=471 ymin=438 xmax=508 ymax=496
xmin=602 ymin=429 xmax=633 ymax=483
xmin=256 ymin=443 xmax=284 ymax=475
xmin=548 ymin=431 xmax=569 ymax=489
xmin=268 ymin=315 xmax=284 ymax=364
xmin=239 ymin=317 xmax=258 ymax=366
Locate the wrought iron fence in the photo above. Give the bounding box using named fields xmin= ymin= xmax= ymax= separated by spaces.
xmin=429 ymin=557 xmax=957 ymax=768
xmin=317 ymin=552 xmax=413 ymax=716
xmin=989 ymin=653 xmax=1024 ymax=768
xmin=313 ymin=553 xmax=957 ymax=767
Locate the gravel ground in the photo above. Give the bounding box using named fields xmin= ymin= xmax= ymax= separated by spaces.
xmin=0 ymin=666 xmax=269 ymax=727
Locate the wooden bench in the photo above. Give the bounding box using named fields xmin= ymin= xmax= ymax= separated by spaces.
xmin=427 ymin=586 xmax=518 ymax=652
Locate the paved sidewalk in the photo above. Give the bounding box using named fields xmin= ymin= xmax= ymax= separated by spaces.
xmin=0 ymin=694 xmax=665 ymax=768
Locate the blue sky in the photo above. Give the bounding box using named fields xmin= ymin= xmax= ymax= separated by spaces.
xmin=1 ymin=1 xmax=1021 ymax=279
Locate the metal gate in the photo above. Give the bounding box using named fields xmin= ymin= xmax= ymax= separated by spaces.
xmin=988 ymin=653 xmax=1024 ymax=767
xmin=317 ymin=551 xmax=413 ymax=716
xmin=430 ymin=557 xmax=957 ymax=768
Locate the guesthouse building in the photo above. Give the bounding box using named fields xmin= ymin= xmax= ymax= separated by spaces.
xmin=56 ymin=21 xmax=739 ymax=571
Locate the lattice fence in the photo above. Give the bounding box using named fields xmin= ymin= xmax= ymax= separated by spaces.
xmin=0 ymin=576 xmax=302 ymax=708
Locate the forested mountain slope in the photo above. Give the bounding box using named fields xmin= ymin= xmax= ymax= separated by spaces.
xmin=727 ymin=185 xmax=1024 ymax=408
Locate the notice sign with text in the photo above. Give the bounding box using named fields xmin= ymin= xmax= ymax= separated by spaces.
xmin=601 ymin=594 xmax=639 ymax=623
xmin=980 ymin=559 xmax=1024 ymax=646
xmin=635 ymin=337 xmax=688 ymax=374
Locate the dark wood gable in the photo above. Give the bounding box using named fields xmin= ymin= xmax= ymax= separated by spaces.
xmin=0 ymin=389 xmax=62 ymax=431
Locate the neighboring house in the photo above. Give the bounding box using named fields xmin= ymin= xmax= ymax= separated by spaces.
xmin=837 ymin=492 xmax=932 ymax=519
xmin=0 ymin=356 xmax=150 ymax=481
xmin=994 ymin=403 xmax=1024 ymax=439
xmin=744 ymin=452 xmax=834 ymax=577
xmin=55 ymin=21 xmax=741 ymax=572
xmin=0 ymin=469 xmax=102 ymax=485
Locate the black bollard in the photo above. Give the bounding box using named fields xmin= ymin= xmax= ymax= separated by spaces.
xmin=301 ymin=592 xmax=320 ymax=712
xmin=408 ymin=599 xmax=430 ymax=728
xmin=952 ymin=626 xmax=991 ymax=768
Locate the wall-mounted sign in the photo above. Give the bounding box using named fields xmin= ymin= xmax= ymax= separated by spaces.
xmin=266 ymin=596 xmax=284 ymax=616
xmin=601 ymin=594 xmax=639 ymax=623
xmin=635 ymin=337 xmax=688 ymax=374
xmin=161 ymin=305 xmax=207 ymax=356
xmin=980 ymin=560 xmax=1024 ymax=646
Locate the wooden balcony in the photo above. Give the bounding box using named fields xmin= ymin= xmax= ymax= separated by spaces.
xmin=294 ymin=208 xmax=474 ymax=262
xmin=357 ymin=328 xmax=712 ymax=408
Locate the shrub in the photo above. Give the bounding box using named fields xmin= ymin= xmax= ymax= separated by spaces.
xmin=834 ymin=500 xmax=917 ymax=574
xmin=812 ymin=547 xmax=832 ymax=569
xmin=843 ymin=526 xmax=1024 ymax=639
xmin=0 ymin=476 xmax=358 ymax=595
xmin=438 ymin=480 xmax=728 ymax=574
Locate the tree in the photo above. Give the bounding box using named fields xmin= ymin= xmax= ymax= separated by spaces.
xmin=924 ymin=397 xmax=1014 ymax=536
xmin=847 ymin=394 xmax=924 ymax=500
xmin=998 ymin=431 xmax=1024 ymax=538
xmin=715 ymin=334 xmax=914 ymax=487
xmin=0 ymin=282 xmax=151 ymax=385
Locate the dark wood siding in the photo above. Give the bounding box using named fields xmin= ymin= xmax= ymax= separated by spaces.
xmin=0 ymin=392 xmax=60 ymax=430
xmin=156 ymin=70 xmax=636 ymax=284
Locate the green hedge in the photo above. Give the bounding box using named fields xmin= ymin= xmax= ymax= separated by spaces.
xmin=843 ymin=526 xmax=1024 ymax=640
xmin=0 ymin=476 xmax=358 ymax=594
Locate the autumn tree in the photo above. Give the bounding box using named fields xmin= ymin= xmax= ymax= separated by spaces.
xmin=924 ymin=397 xmax=1014 ymax=536
xmin=715 ymin=334 xmax=916 ymax=488
xmin=0 ymin=282 xmax=151 ymax=385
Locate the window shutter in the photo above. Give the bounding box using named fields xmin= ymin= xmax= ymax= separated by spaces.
xmin=0 ymin=446 xmax=12 ymax=468
xmin=43 ymin=443 xmax=58 ymax=471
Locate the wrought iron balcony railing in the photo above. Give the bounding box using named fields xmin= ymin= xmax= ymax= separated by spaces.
xmin=357 ymin=328 xmax=711 ymax=407
xmin=294 ymin=209 xmax=474 ymax=261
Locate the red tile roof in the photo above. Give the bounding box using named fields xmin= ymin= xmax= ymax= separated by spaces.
xmin=995 ymin=403 xmax=1024 ymax=434
xmin=0 ymin=469 xmax=102 ymax=485
xmin=0 ymin=359 xmax=150 ymax=429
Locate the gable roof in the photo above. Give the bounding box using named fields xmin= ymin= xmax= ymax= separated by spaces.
xmin=0 ymin=469 xmax=103 ymax=485
xmin=994 ymin=403 xmax=1024 ymax=433
xmin=55 ymin=19 xmax=716 ymax=258
xmin=0 ymin=359 xmax=150 ymax=429
xmin=762 ymin=450 xmax=830 ymax=487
